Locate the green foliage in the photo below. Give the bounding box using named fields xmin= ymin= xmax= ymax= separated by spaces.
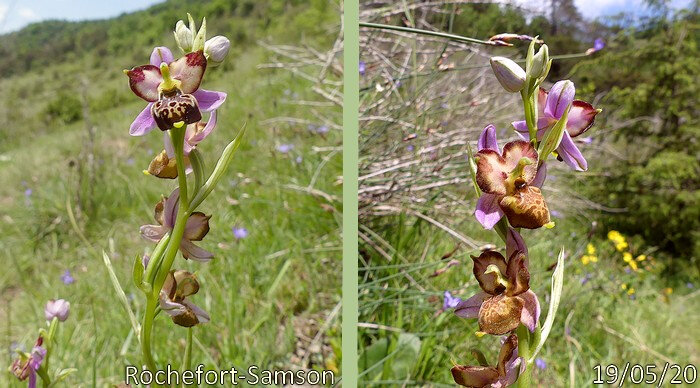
xmin=572 ymin=9 xmax=699 ymax=259
xmin=43 ymin=92 xmax=83 ymax=124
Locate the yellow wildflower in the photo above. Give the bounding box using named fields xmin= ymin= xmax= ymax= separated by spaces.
xmin=607 ymin=230 xmax=622 ymax=241
xmin=636 ymin=255 xmax=646 ymax=261
xmin=623 ymin=252 xmax=633 ymax=263
xmin=590 ymin=255 xmax=598 ymax=263
xmin=586 ymin=243 xmax=596 ymax=255
xmin=664 ymin=287 xmax=673 ymax=295
xmin=581 ymin=255 xmax=590 ymax=265
xmin=629 ymin=261 xmax=638 ymax=271
xmin=627 ymin=287 xmax=635 ymax=295
xmin=621 ymin=283 xmax=627 ymax=290
xmin=615 ymin=241 xmax=628 ymax=251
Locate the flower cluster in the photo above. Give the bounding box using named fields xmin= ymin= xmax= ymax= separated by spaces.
xmin=580 ymin=243 xmax=598 ymax=265
xmin=607 ymin=230 xmax=648 ymax=272
xmin=114 ymin=12 xmax=241 ymax=375
xmin=452 ymin=38 xmax=601 ymax=387
xmin=10 ymin=300 xmax=74 ymax=387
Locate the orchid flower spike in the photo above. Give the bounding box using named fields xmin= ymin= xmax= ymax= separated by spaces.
xmin=512 ymin=80 xmax=601 ymax=171
xmin=454 ymin=251 xmax=540 ymax=335
xmin=159 ymin=270 xmax=210 ymax=327
xmin=126 ymin=47 xmax=226 ymax=136
xmin=451 ymin=334 xmax=523 ymax=387
xmin=474 ymin=125 xmax=551 ymax=229
xmin=140 ymin=188 xmax=214 ymax=261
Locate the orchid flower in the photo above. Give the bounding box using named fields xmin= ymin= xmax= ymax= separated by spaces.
xmin=140 ymin=188 xmax=213 ymax=262
xmin=474 ymin=125 xmax=550 ymax=229
xmin=44 ymin=299 xmax=70 ymax=322
xmin=10 ymin=337 xmax=46 ymax=388
xmin=454 ymin=251 xmax=540 ymax=335
xmin=163 ymin=110 xmax=218 ymax=156
xmin=159 ymin=270 xmax=210 ymax=327
xmin=126 ymin=46 xmax=226 ymax=136
xmin=451 ymin=334 xmax=523 ymax=388
xmin=511 ymin=80 xmax=600 ymax=171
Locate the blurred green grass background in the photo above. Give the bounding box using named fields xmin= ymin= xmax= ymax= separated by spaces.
xmin=358 ymin=1 xmax=699 ymax=386
xmin=0 ymin=0 xmax=342 ymax=385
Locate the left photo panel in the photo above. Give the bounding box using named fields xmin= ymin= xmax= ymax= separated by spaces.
xmin=1 ymin=1 xmax=343 ymax=386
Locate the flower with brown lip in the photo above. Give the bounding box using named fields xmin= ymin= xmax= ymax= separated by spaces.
xmin=454 ymin=251 xmax=540 ymax=335
xmin=475 ymin=129 xmax=550 ymax=229
xmin=451 ymin=334 xmax=522 ymax=387
xmin=159 ymin=270 xmax=210 ymax=327
xmin=140 ymin=188 xmax=213 ymax=261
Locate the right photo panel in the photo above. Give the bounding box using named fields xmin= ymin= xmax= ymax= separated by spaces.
xmin=358 ymin=1 xmax=698 ymax=387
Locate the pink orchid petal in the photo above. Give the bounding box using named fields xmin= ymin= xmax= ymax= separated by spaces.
xmin=159 ymin=292 xmax=188 ymax=316
xmin=163 ymin=132 xmax=175 ymax=158
xmin=126 ymin=65 xmax=162 ymax=102
xmin=519 ymin=290 xmax=541 ymax=332
xmin=475 ymin=193 xmax=505 ymax=229
xmin=506 ymin=227 xmax=528 ymax=259
xmin=531 ymin=163 xmax=547 ymax=188
xmin=454 ymin=291 xmax=489 ymax=318
xmin=183 ymin=300 xmax=210 ymax=323
xmin=184 ymin=212 xmax=210 ymax=241
xmin=566 ymin=100 xmax=599 ymax=137
xmin=477 ymin=124 xmax=499 ymax=152
xmin=192 ymin=89 xmax=227 ymax=112
xmin=164 ymin=188 xmax=180 ymax=228
xmin=140 ymin=224 xmax=167 ymax=242
xmin=513 ymin=118 xmax=553 ymax=140
xmin=150 ymin=46 xmax=174 ymax=66
xmin=499 ymin=357 xmax=524 ymax=387
xmin=188 ymin=110 xmax=218 ymax=145
xmin=180 ymin=240 xmax=214 ymax=262
xmin=129 ymin=103 xmax=157 ymax=136
xmin=169 ymin=51 xmax=207 ymax=94
xmin=557 ymin=131 xmax=588 ymax=171
xmin=544 ymin=80 xmax=575 ymax=120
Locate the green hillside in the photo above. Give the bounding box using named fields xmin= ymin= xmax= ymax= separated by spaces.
xmin=1 ymin=0 xmax=342 ymax=385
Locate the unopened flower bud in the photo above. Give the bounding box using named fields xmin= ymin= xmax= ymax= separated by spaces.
xmin=204 ymin=35 xmax=230 ymax=66
xmin=174 ymin=20 xmax=194 ymax=53
xmin=529 ymin=44 xmax=549 ymax=79
xmin=45 ymin=299 xmax=70 ymax=322
xmin=490 ymin=57 xmax=526 ymax=93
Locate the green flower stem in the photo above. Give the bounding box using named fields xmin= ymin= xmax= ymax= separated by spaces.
xmin=359 ymin=22 xmax=499 ymax=46
xmin=516 ymin=325 xmax=533 ymax=388
xmin=37 ymin=365 xmax=51 ymax=387
xmin=140 ymin=125 xmax=191 ymax=383
xmin=520 ymin=89 xmax=537 ymax=148
xmin=43 ymin=317 xmax=59 ymax=373
xmin=141 ymin=297 xmax=158 ymax=375
xmin=182 ymin=327 xmax=193 ymax=374
xmin=144 ymin=232 xmax=171 ymax=287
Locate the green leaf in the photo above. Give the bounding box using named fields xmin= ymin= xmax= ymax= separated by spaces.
xmin=538 ymin=103 xmax=570 ymax=163
xmin=529 ymin=247 xmax=565 ymax=361
xmin=390 ymin=333 xmax=421 ymax=378
xmin=359 ymin=338 xmax=389 ymax=381
xmin=189 ymin=122 xmax=247 ymax=210
xmin=102 ymin=251 xmax=141 ymax=339
xmin=132 ymin=254 xmax=144 ymax=290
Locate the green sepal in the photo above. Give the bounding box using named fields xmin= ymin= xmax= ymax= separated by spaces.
xmin=470 ymin=348 xmax=490 ymax=367
xmin=189 ymin=122 xmax=247 ymax=211
xmin=538 ymin=102 xmax=571 ymax=163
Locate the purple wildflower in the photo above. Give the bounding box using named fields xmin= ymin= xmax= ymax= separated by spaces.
xmin=61 ymin=270 xmax=75 ymax=285
xmin=580 ymin=273 xmax=593 ymax=285
xmin=535 ymin=358 xmax=547 ymax=370
xmin=687 ymin=282 xmax=695 ymax=289
xmin=233 ymin=226 xmax=248 ymax=239
xmin=406 ymin=145 xmax=415 ymax=152
xmin=316 ymin=125 xmax=329 ymax=134
xmin=359 ymin=61 xmax=366 ymax=75
xmin=276 ymin=144 xmax=294 ymax=153
xmin=295 ymin=156 xmax=303 ymax=164
xmin=24 ymin=188 xmax=33 ymax=197
xmin=443 ymin=291 xmax=462 ymax=309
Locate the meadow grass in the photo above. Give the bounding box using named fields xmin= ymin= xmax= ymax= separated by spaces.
xmin=358 ymin=214 xmax=700 ymax=386
xmin=0 ymin=8 xmax=342 ymax=386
